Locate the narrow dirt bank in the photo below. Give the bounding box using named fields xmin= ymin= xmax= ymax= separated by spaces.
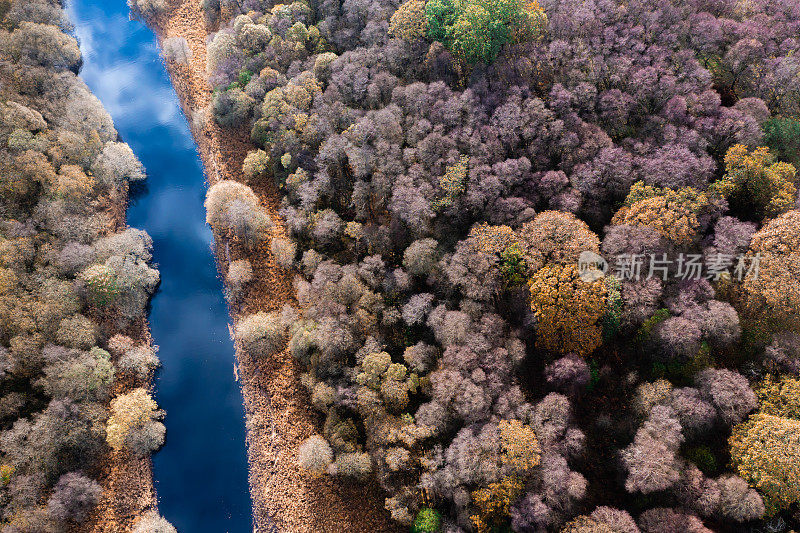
xmin=89 ymin=341 xmax=157 ymax=533
xmin=149 ymin=2 xmax=401 ymax=531
xmin=90 ymin=196 xmax=157 ymax=533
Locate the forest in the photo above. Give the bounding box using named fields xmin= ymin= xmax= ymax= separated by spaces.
xmin=194 ymin=0 xmax=800 ymax=530
xmin=0 ymin=1 xmax=175 ymax=531
xmin=2 ymin=0 xmax=800 ymax=530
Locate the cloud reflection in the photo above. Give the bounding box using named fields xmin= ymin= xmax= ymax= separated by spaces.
xmin=66 ymin=3 xmax=184 ymax=132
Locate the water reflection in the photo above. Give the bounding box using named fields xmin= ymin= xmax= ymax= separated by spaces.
xmin=67 ymin=2 xmax=253 ymax=531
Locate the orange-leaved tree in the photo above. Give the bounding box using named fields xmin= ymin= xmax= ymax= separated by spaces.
xmin=529 ymin=263 xmax=608 ymax=356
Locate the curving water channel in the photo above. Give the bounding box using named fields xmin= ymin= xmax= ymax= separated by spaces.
xmin=67 ymin=2 xmax=253 ymax=531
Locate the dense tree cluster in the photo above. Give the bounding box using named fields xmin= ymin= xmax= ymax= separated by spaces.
xmin=202 ymin=0 xmax=800 ymax=529
xmin=0 ymin=1 xmax=169 ymax=530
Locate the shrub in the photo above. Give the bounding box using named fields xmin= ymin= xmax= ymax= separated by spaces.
xmin=432 ymin=155 xmax=468 ymax=210
xmin=470 ymin=475 xmax=524 ymax=532
xmin=611 ymin=182 xmax=720 ymax=245
xmin=561 ymin=516 xmax=615 ymax=532
xmin=111 ymin=261 xmax=160 ymax=321
xmin=191 ymin=106 xmax=209 ymax=132
xmin=234 ymin=17 xmax=272 ymax=53
xmin=11 ymin=22 xmax=81 ymax=71
xmin=695 ymin=369 xmax=756 ymax=426
xmin=80 ymin=264 xmax=119 ymax=306
xmin=34 ymin=279 xmax=81 ymax=334
xmin=118 ymin=346 xmax=160 ymax=380
xmin=106 ymin=389 xmax=166 ymax=456
xmin=162 ymin=36 xmax=192 ymax=64
xmin=51 ymin=164 xmax=96 ymax=201
xmin=201 ymin=0 xmax=221 ymax=25
xmin=47 ymin=472 xmax=101 ymax=523
xmin=297 ymin=435 xmax=333 ymax=474
xmin=668 ymin=388 xmax=716 ymax=440
xmin=132 ymin=511 xmax=178 ymax=533
xmin=57 ymin=242 xmax=95 ymax=276
xmin=356 ymin=351 xmax=417 ymax=412
xmin=270 ymin=237 xmax=296 ymax=268
xmin=403 ymin=342 xmax=438 ymax=374
xmin=2 ymin=399 xmax=106 ymax=481
xmin=38 ymin=347 xmax=114 ymax=402
xmin=412 ymin=508 xmax=442 ymax=533
xmin=93 ymin=228 xmax=154 ymax=263
xmin=425 ymin=0 xmax=546 ymax=64
xmin=242 ymin=149 xmax=269 ymax=182
xmin=226 ymin=258 xmax=253 ymax=294
xmin=211 ymin=87 xmax=255 ymax=128
xmin=755 ymin=375 xmax=800 ymax=419
xmin=311 ymin=381 xmax=336 ymax=411
xmin=91 ymin=251 xmax=159 ymax=321
xmin=332 ymin=452 xmax=372 ymax=479
xmin=128 ymin=0 xmax=167 ymax=18
xmin=390 ymin=0 xmax=428 ymax=41
xmin=637 ymin=508 xmax=711 ymax=533
xmin=402 ymin=293 xmax=435 ymax=326
xmin=205 ymin=180 xmax=272 ymax=247
xmin=742 ymin=210 xmax=800 ymax=329
xmin=91 ymin=142 xmax=145 ymax=186
xmin=55 ymin=315 xmax=97 ymax=350
xmin=206 ymin=30 xmax=241 ymax=78
xmin=763 ymin=116 xmax=800 ymax=168
xmin=716 ymin=475 xmax=764 ymax=522
xmin=622 ymin=406 xmax=684 ymax=494
xmin=589 ymin=507 xmax=638 ymax=533
xmin=107 ymin=334 xmax=136 ymax=357
xmin=403 ymin=239 xmax=440 ymax=277
xmin=519 ymin=211 xmax=600 ymax=274
xmin=235 ymin=311 xmax=286 ymax=356
xmin=544 ymin=355 xmax=590 ymax=394
xmin=712 ymin=144 xmax=796 ymax=219
xmin=652 ymin=317 xmax=702 ymax=361
xmin=499 ymin=419 xmax=540 ymax=474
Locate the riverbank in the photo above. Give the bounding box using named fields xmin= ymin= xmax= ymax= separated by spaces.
xmin=85 ymin=191 xmax=157 ymax=533
xmin=89 ymin=330 xmax=157 ymax=533
xmin=0 ymin=4 xmax=159 ymax=531
xmin=147 ymin=2 xmax=401 ymax=531
xmin=69 ymin=2 xmax=254 ymax=529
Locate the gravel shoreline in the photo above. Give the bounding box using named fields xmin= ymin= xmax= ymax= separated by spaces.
xmin=147 ymin=2 xmax=402 ymax=531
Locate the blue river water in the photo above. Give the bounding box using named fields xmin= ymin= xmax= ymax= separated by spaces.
xmin=67 ymin=2 xmax=253 ymax=531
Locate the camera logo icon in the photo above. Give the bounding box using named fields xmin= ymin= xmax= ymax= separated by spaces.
xmin=578 ymin=251 xmax=608 ymax=282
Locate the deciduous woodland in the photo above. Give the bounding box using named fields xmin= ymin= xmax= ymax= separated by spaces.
xmin=5 ymin=0 xmax=800 ymax=530
xmin=0 ymin=1 xmax=174 ymax=531
xmin=186 ymin=0 xmax=800 ymax=529
xmin=139 ymin=0 xmax=800 ymax=529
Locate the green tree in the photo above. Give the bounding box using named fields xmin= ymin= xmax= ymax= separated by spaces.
xmin=763 ymin=116 xmax=800 ymax=168
xmin=712 ymin=144 xmax=796 ymax=219
xmin=424 ymin=0 xmax=546 ymax=64
xmin=413 ymin=508 xmax=442 ymax=533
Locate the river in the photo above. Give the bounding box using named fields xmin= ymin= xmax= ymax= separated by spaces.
xmin=67 ymin=2 xmax=253 ymax=531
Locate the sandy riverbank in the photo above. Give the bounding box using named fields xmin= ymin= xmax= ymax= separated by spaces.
xmin=147 ymin=2 xmax=402 ymax=531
